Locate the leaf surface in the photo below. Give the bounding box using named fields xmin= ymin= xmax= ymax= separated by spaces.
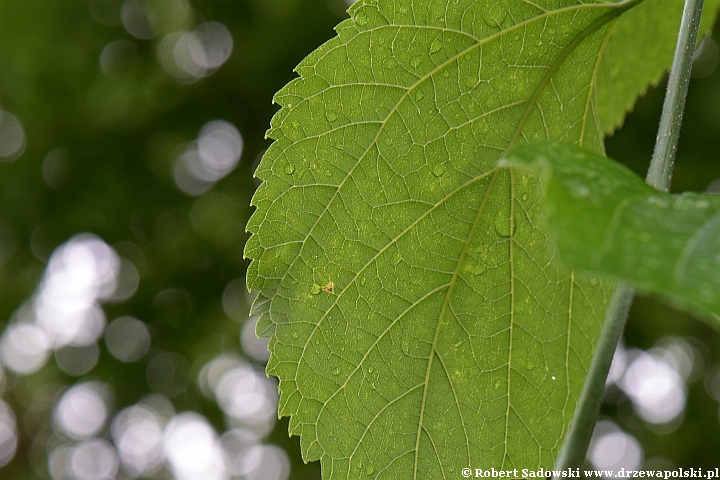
xmin=502 ymin=141 xmax=720 ymax=322
xmin=245 ymin=0 xmax=719 ymax=476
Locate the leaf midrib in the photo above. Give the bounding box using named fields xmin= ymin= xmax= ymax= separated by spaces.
xmin=412 ymin=170 xmax=500 ymax=479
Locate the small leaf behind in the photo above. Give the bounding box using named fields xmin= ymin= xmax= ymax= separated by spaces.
xmin=503 ymin=141 xmax=720 ymax=321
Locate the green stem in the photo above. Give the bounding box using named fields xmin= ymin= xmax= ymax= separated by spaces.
xmin=554 ymin=284 xmax=634 ymax=470
xmin=554 ymin=0 xmax=704 ymax=471
xmin=648 ymin=0 xmax=705 ymax=192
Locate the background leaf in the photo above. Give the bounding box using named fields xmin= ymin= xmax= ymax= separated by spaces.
xmin=503 ymin=141 xmax=720 ymax=323
xmin=596 ymin=0 xmax=719 ymax=135
xmin=246 ymin=0 xmax=720 ymax=476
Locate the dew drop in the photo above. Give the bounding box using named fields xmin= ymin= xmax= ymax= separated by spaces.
xmin=482 ymin=5 xmax=506 ymax=29
xmin=311 ymin=284 xmax=321 ymax=295
xmin=442 ymin=69 xmax=450 ymax=78
xmin=310 ymin=161 xmax=318 ymax=170
xmin=284 ymin=164 xmax=295 ymax=175
xmin=315 ymin=338 xmax=320 ymax=345
xmin=355 ymin=12 xmax=368 ymax=26
xmin=399 ymin=5 xmax=408 ymax=13
xmin=368 ymin=367 xmax=374 ymax=374
xmin=552 ymin=375 xmax=556 ymax=380
xmin=522 ymin=193 xmax=529 ymax=201
xmin=291 ymin=331 xmax=299 ymax=339
xmin=472 ymin=263 xmax=487 ymax=276
xmin=332 ymin=367 xmax=340 ymax=376
xmin=360 ymin=277 xmax=367 ymax=286
xmin=326 ymin=110 xmax=337 ymax=122
xmin=383 ymin=57 xmax=397 ymax=70
xmin=402 ymin=339 xmax=411 ymax=355
xmin=448 ymin=466 xmax=455 ymax=473
xmin=415 ymin=91 xmax=424 ymax=101
xmin=494 ymin=213 xmax=516 ymax=237
xmin=589 ymin=277 xmax=599 ymax=287
xmin=365 ymin=465 xmax=375 ymax=476
xmin=410 ymin=56 xmax=422 ymax=68
xmin=432 ymin=163 xmax=446 ymax=177
xmin=570 ymin=182 xmax=590 ymax=198
xmin=430 ymin=38 xmax=443 ymax=53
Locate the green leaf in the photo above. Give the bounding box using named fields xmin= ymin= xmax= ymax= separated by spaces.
xmin=502 ymin=141 xmax=720 ymax=322
xmin=596 ymin=0 xmax=720 ymax=135
xmin=245 ymin=0 xmax=719 ymax=476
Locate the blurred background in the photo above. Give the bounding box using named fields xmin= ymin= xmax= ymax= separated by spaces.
xmin=0 ymin=0 xmax=719 ymax=478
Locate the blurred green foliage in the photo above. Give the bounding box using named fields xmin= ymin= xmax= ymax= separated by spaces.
xmin=0 ymin=0 xmax=719 ymax=478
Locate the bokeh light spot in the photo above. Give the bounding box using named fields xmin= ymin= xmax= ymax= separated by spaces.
xmin=0 ymin=110 xmax=26 ymax=160
xmin=105 ymin=316 xmax=151 ymax=363
xmin=588 ymin=420 xmax=643 ymax=473
xmin=0 ymin=400 xmax=18 ymax=468
xmin=54 ymin=382 xmax=110 ymax=440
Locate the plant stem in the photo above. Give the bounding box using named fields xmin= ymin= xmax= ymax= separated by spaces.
xmin=554 ymin=0 xmax=704 ymax=471
xmin=648 ymin=0 xmax=706 ymax=192
xmin=554 ymin=284 xmax=634 ymax=470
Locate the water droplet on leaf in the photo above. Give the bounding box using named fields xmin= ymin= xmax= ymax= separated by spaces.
xmin=326 ymin=110 xmax=337 ymax=122
xmin=291 ymin=331 xmax=299 ymax=339
xmin=365 ymin=465 xmax=375 ymax=475
xmin=494 ymin=213 xmax=516 ymax=237
xmin=284 ymin=164 xmax=295 ymax=175
xmin=410 ymin=56 xmax=421 ymax=68
xmin=432 ymin=163 xmax=446 ymax=177
xmin=569 ymin=181 xmax=590 ymax=198
xmin=332 ymin=367 xmax=340 ymax=376
xmin=472 ymin=263 xmax=487 ymax=276
xmin=360 ymin=277 xmax=367 ymax=286
xmin=482 ymin=5 xmax=507 ymax=29
xmin=430 ymin=38 xmax=443 ymax=53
